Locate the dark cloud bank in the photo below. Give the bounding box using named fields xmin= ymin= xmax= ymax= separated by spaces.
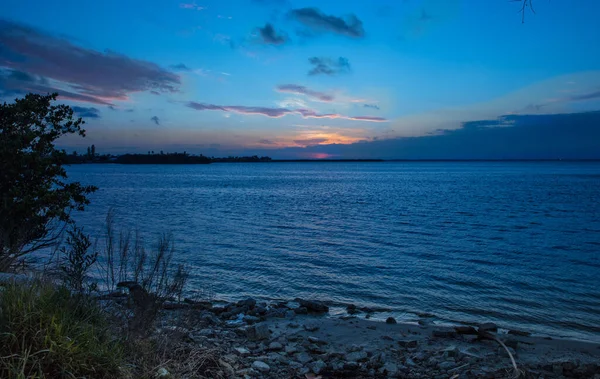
xmin=252 ymin=112 xmax=600 ymax=159
xmin=0 ymin=19 xmax=180 ymax=105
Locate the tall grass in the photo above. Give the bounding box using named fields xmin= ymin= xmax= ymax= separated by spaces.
xmin=0 ymin=281 xmax=124 ymax=379
xmin=96 ymin=210 xmax=189 ymax=336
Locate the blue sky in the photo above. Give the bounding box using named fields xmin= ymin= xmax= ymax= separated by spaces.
xmin=1 ymin=0 xmax=599 ymax=158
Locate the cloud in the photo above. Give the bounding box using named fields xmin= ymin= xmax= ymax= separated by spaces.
xmin=0 ymin=20 xmax=181 ymax=104
xmin=72 ymin=106 xmax=101 ymax=119
xmin=289 ymin=8 xmax=365 ymax=38
xmin=258 ymin=139 xmax=277 ymax=145
xmin=170 ymin=63 xmax=192 ymax=71
xmin=257 ymin=23 xmax=288 ymax=45
xmin=293 ymin=138 xmax=328 ymax=146
xmin=364 ymin=103 xmax=380 ymax=110
xmin=276 ymin=84 xmax=333 ymax=102
xmin=186 ymin=101 xmax=387 ymax=122
xmin=568 ymin=89 xmax=600 ymax=102
xmin=179 ymin=3 xmax=205 ymax=10
xmin=308 ymin=57 xmax=350 ymax=76
xmin=151 ymin=116 xmax=160 ymax=125
xmin=267 ymin=111 xmax=600 ymax=160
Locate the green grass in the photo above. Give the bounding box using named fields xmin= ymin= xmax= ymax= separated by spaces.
xmin=0 ymin=281 xmax=124 ymax=379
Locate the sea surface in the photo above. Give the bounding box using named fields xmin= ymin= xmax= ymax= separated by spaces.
xmin=66 ymin=162 xmax=600 ymax=342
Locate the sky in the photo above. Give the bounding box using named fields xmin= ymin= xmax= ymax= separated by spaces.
xmin=1 ymin=0 xmax=600 ymax=159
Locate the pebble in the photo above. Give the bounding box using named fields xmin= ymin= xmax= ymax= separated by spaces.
xmin=345 ymin=351 xmax=368 ymax=362
xmin=304 ymin=323 xmax=319 ymax=332
xmin=310 ymin=360 xmax=327 ymax=374
xmin=296 ymin=352 xmax=312 ymax=364
xmin=268 ymin=342 xmax=283 ymax=351
xmin=234 ymin=347 xmax=251 ymax=356
xmin=252 ymin=361 xmax=271 ymax=372
xmin=386 ymin=317 xmax=397 ymax=324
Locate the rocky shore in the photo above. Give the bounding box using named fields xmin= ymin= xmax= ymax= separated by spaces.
xmin=136 ymin=296 xmax=600 ymax=379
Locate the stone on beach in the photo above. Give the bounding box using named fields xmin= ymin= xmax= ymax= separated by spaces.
xmin=252 ymin=360 xmax=270 ymax=372
xmin=294 ymin=298 xmax=329 ymax=313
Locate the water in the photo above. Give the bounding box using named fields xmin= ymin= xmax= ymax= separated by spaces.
xmin=66 ymin=162 xmax=600 ymax=342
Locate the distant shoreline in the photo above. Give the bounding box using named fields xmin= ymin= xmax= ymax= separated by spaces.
xmin=68 ymin=158 xmax=600 ymax=165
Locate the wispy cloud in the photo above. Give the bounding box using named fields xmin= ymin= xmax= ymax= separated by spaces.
xmin=276 ymin=84 xmax=333 ymax=102
xmin=293 ymin=138 xmax=328 ymax=145
xmin=308 ymin=57 xmax=350 ymax=76
xmin=0 ymin=19 xmax=180 ymax=105
xmin=186 ymin=101 xmax=387 ymax=122
xmin=257 ymin=23 xmax=288 ymax=45
xmin=151 ymin=116 xmax=160 ymax=125
xmin=179 ymin=3 xmax=205 ymax=10
xmin=289 ymin=8 xmax=365 ymax=38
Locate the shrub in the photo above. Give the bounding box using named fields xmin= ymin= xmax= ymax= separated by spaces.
xmin=98 ymin=210 xmax=189 ymax=337
xmin=0 ymin=281 xmax=124 ymax=378
xmin=59 ymin=225 xmax=98 ymax=294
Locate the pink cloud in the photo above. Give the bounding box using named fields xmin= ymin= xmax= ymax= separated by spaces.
xmin=276 ymin=84 xmax=334 ymax=102
xmin=186 ymin=101 xmax=388 ymax=122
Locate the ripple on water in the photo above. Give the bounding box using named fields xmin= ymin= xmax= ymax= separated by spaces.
xmin=67 ymin=162 xmax=600 ymax=342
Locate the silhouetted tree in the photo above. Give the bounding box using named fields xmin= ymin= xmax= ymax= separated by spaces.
xmin=0 ymin=93 xmax=97 ymax=270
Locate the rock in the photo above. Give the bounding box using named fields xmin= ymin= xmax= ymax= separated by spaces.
xmin=243 ymin=315 xmax=260 ymax=324
xmin=432 ymin=330 xmax=457 ymax=338
xmin=285 ymin=345 xmax=298 ymax=355
xmin=345 ymin=351 xmax=368 ymax=362
xmin=366 ymin=325 xmax=377 ymax=330
xmin=255 ymin=306 xmax=267 ymax=315
xmin=442 ymin=346 xmax=459 ymax=358
xmin=304 ymin=323 xmax=319 ymax=332
xmin=347 ymin=304 xmax=359 ymax=314
xmin=508 ymin=329 xmax=531 ymax=337
xmin=295 ymin=298 xmax=329 ymax=313
xmin=234 ymin=347 xmax=251 ymax=356
xmin=294 ymin=307 xmax=308 ymax=315
xmin=386 ymin=317 xmax=397 ymax=324
xmin=237 ymin=298 xmax=256 ymax=308
xmin=379 ymin=363 xmax=398 ymax=375
xmin=296 ymin=352 xmax=312 ymax=364
xmin=252 ymin=361 xmax=270 ymax=372
xmin=247 ymin=323 xmax=270 ymax=340
xmin=308 ymin=336 xmax=327 ymax=345
xmin=405 ymin=357 xmax=417 ymax=367
xmin=285 ymin=310 xmax=296 ymax=319
xmin=381 ymin=335 xmax=393 ymax=341
xmin=310 ymin=360 xmax=327 ymax=374
xmin=308 ymin=344 xmax=326 ymax=354
xmin=454 ymin=326 xmax=477 ymax=335
xmin=156 ymin=367 xmax=170 ymax=377
xmin=504 ymin=338 xmax=519 ymax=350
xmin=478 ymin=322 xmax=498 ymax=334
xmin=398 ymin=340 xmax=418 ymax=348
xmin=268 ymin=342 xmax=283 ymax=351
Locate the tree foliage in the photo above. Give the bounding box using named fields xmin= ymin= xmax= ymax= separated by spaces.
xmin=0 ymin=93 xmax=97 ymax=270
